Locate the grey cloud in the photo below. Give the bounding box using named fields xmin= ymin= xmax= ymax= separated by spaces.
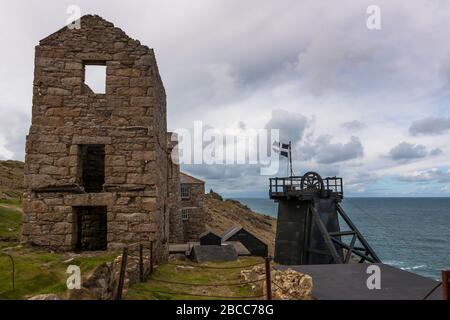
xmin=264 ymin=109 xmax=309 ymax=145
xmin=409 ymin=117 xmax=450 ymax=136
xmin=315 ymin=136 xmax=364 ymax=164
xmin=237 ymin=121 xmax=246 ymax=131
xmin=430 ymin=148 xmax=443 ymax=156
xmin=388 ymin=142 xmax=427 ymax=161
xmin=297 ymin=135 xmax=364 ymax=164
xmin=346 ymin=172 xmax=379 ymax=187
xmin=342 ymin=120 xmax=365 ymax=131
xmin=397 ymin=169 xmax=450 ymax=183
xmin=0 ymin=108 xmax=29 ymax=160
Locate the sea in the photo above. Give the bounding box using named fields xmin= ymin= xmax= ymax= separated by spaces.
xmin=233 ymin=197 xmax=450 ymax=280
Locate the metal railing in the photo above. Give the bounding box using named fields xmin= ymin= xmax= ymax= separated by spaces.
xmin=269 ymin=176 xmax=343 ymax=197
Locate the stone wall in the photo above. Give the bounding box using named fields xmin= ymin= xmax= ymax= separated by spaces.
xmin=22 ymin=15 xmax=168 ymax=260
xmin=167 ymin=133 xmax=183 ymax=243
xmin=180 ymin=181 xmax=206 ymax=242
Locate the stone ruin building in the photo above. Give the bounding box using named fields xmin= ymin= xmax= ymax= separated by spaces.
xmin=22 ymin=15 xmax=205 ymax=259
xmin=179 ymin=172 xmax=206 ymax=242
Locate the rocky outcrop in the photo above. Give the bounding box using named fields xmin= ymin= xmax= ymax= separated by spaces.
xmin=73 ymin=250 xmax=152 ymax=300
xmin=241 ymin=265 xmax=314 ymax=300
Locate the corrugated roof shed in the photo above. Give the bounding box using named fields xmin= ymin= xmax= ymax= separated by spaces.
xmin=222 ymin=226 xmax=268 ymax=257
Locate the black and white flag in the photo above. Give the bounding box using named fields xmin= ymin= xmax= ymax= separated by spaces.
xmin=272 ymin=141 xmax=290 ymax=157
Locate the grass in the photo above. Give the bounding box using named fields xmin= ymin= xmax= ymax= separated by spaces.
xmin=0 ymin=198 xmax=22 ymax=208
xmin=125 ymin=256 xmax=264 ymax=300
xmin=0 ymin=198 xmax=264 ymax=300
xmin=0 ymin=200 xmax=118 ymax=300
xmin=0 ymin=244 xmax=118 ymax=300
xmin=0 ymin=204 xmax=21 ymax=241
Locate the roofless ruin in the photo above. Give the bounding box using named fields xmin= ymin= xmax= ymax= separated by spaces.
xmin=22 ymin=15 xmax=206 ymax=259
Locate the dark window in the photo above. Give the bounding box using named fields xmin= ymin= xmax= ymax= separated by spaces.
xmin=181 ymin=208 xmax=192 ymax=221
xmin=79 ymin=144 xmax=105 ymax=193
xmin=181 ymin=185 xmax=190 ymax=199
xmin=74 ymin=206 xmax=107 ymax=251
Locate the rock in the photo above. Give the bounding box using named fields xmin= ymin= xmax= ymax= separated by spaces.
xmin=28 ymin=294 xmax=60 ymax=300
xmin=271 ymin=269 xmax=313 ymax=300
xmin=241 ymin=266 xmax=314 ymax=300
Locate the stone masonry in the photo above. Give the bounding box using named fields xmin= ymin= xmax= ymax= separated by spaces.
xmin=167 ymin=132 xmax=183 ymax=244
xmin=179 ymin=172 xmax=206 ymax=242
xmin=22 ymin=15 xmax=170 ymax=259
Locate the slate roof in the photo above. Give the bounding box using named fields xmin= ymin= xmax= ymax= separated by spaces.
xmin=222 ymin=226 xmax=243 ymax=241
xmin=180 ymin=172 xmax=205 ymax=184
xmin=199 ymin=230 xmax=221 ymax=239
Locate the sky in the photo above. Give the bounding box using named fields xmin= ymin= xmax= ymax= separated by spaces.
xmin=1 ymin=0 xmax=450 ymax=197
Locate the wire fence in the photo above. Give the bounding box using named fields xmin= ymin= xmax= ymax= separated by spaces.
xmin=115 ymin=242 xmax=270 ymax=300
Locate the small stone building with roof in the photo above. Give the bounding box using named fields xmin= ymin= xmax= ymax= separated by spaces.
xmin=179 ymin=172 xmax=206 ymax=242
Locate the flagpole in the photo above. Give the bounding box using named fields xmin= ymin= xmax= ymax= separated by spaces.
xmin=289 ymin=141 xmax=293 ymax=177
xmin=287 ymin=142 xmax=289 ymax=177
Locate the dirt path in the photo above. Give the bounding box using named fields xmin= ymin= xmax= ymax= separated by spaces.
xmin=0 ymin=204 xmax=22 ymax=212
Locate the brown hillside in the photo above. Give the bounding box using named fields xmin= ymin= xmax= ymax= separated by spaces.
xmin=0 ymin=160 xmax=24 ymax=200
xmin=205 ymin=191 xmax=276 ymax=254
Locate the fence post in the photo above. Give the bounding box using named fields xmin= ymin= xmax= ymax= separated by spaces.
xmin=115 ymin=247 xmax=128 ymax=300
xmin=265 ymin=256 xmax=272 ymax=300
xmin=139 ymin=243 xmax=144 ymax=282
xmin=149 ymin=240 xmax=154 ymax=275
xmin=443 ymin=270 xmax=449 ymax=300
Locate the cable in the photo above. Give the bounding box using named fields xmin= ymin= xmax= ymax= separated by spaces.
xmin=166 ymin=262 xmax=265 ymax=270
xmin=148 ymin=277 xmax=264 ymax=287
xmin=422 ymin=281 xmax=442 ymax=300
xmin=141 ymin=290 xmax=265 ymax=299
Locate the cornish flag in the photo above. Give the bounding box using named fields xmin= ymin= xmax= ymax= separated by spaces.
xmin=272 ymin=141 xmax=290 ymax=157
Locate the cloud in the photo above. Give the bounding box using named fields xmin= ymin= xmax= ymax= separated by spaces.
xmin=342 ymin=120 xmax=365 ymax=131
xmin=397 ymin=168 xmax=450 ymax=183
xmin=315 ymin=136 xmax=364 ymax=164
xmin=301 ymin=135 xmax=364 ymax=164
xmin=409 ymin=117 xmax=450 ymax=136
xmin=0 ymin=108 xmax=29 ymax=160
xmin=264 ymin=109 xmax=310 ymax=145
xmin=430 ymin=148 xmax=443 ymax=156
xmin=388 ymin=142 xmax=427 ymax=161
xmin=1 ymin=0 xmax=450 ymax=196
xmin=182 ymin=164 xmax=260 ymax=180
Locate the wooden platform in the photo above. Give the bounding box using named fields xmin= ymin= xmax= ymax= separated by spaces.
xmin=276 ymin=263 xmax=442 ymax=300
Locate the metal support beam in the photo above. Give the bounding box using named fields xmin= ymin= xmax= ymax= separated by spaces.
xmin=310 ymin=206 xmax=343 ymax=264
xmin=330 ymin=237 xmax=376 ymax=263
xmin=344 ymin=235 xmax=357 ymax=263
xmin=337 ymin=204 xmax=381 ymax=263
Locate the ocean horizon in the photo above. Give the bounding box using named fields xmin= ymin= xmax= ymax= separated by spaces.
xmin=232 ymin=197 xmax=450 ymax=280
